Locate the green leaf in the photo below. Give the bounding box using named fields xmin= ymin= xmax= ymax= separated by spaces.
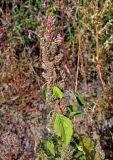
xmin=71 ymin=111 xmax=84 ymax=117
xmin=42 ymin=84 xmax=47 ymax=100
xmin=58 ymin=145 xmax=62 ymax=153
xmin=46 ymin=140 xmax=55 ymax=156
xmin=69 ymin=106 xmax=84 ymax=118
xmin=69 ymin=105 xmax=78 ymax=113
xmin=77 ymin=145 xmax=84 ymax=152
xmin=82 ymin=137 xmax=93 ymax=151
xmin=76 ymin=95 xmax=85 ymax=106
xmin=53 ymin=86 xmax=63 ymax=99
xmin=54 ymin=114 xmax=73 ymax=148
xmin=36 ymin=0 xmax=41 ymax=8
xmin=75 ymin=112 xmax=84 ymax=118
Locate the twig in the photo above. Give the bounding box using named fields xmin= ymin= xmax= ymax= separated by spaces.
xmin=75 ymin=33 xmax=80 ymax=92
xmin=59 ymin=1 xmax=75 ymax=89
xmin=95 ymin=27 xmax=105 ymax=90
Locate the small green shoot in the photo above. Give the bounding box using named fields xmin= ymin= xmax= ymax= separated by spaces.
xmin=76 ymin=95 xmax=85 ymax=107
xmin=46 ymin=140 xmax=55 ymax=156
xmin=53 ymin=86 xmax=63 ymax=99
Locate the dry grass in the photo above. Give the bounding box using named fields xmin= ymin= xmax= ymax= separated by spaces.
xmin=0 ymin=0 xmax=113 ymax=159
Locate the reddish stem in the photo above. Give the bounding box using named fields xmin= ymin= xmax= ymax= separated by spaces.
xmin=1 ymin=37 xmax=6 ymax=49
xmin=60 ymin=6 xmax=75 ymax=89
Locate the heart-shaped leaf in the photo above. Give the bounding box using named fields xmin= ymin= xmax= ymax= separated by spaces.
xmin=54 ymin=114 xmax=73 ymax=148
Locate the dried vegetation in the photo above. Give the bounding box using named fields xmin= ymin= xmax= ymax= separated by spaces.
xmin=0 ymin=0 xmax=113 ymax=160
